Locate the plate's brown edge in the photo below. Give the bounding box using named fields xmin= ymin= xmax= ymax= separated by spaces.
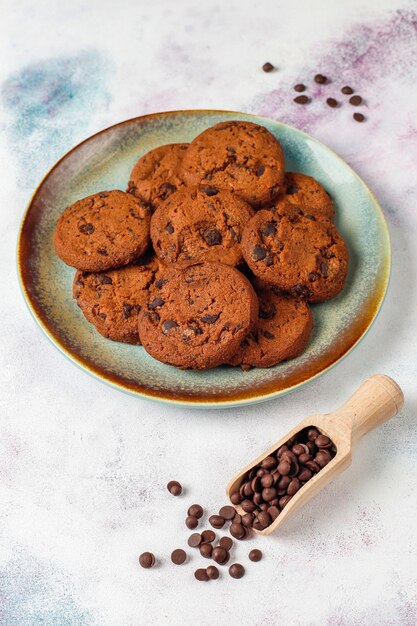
xmin=17 ymin=109 xmax=391 ymax=407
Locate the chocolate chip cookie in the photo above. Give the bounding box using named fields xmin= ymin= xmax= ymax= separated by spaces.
xmin=273 ymin=172 xmax=335 ymax=221
xmin=229 ymin=283 xmax=313 ymax=369
xmin=180 ymin=121 xmax=285 ymax=206
xmin=150 ymin=187 xmax=254 ymax=266
xmin=127 ymin=143 xmax=188 ymax=212
xmin=138 ymin=262 xmax=259 ymax=369
xmin=54 ymin=190 xmax=150 ymax=271
xmin=242 ymin=207 xmax=348 ymax=302
xmin=73 ymin=256 xmax=160 ymax=344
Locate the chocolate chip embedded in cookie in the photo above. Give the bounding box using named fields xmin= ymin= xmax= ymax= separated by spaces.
xmin=54 ymin=190 xmax=150 ymax=271
xmin=179 ymin=121 xmax=285 ymax=206
xmin=138 ymin=262 xmax=259 ymax=370
xmin=273 ymin=172 xmax=335 ymax=222
xmin=150 ymin=187 xmax=254 ymax=266
xmin=127 ymin=143 xmax=189 ymax=213
xmin=229 ymin=284 xmax=313 ymax=369
xmin=241 ymin=207 xmax=348 ymax=302
xmin=73 ymin=256 xmax=161 ymax=344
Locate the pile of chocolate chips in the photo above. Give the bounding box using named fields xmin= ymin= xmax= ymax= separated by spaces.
xmin=230 ymin=427 xmax=336 ymax=530
xmin=139 ymin=428 xmax=336 ymax=579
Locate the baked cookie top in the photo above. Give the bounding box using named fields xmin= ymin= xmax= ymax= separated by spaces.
xmin=242 ymin=207 xmax=349 ymax=302
xmin=127 ymin=143 xmax=189 ymax=213
xmin=150 ymin=187 xmax=254 ymax=266
xmin=229 ymin=284 xmax=313 ymax=369
xmin=73 ymin=256 xmax=160 ymax=344
xmin=273 ymin=172 xmax=335 ymax=222
xmin=179 ymin=121 xmax=285 ymax=206
xmin=138 ymin=262 xmax=259 ymax=370
xmin=54 ymin=190 xmax=150 ymax=272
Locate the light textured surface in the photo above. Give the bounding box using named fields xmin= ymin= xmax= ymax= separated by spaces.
xmin=1 ymin=0 xmax=417 ymax=624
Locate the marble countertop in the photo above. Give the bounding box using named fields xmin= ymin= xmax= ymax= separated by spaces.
xmin=1 ymin=0 xmax=417 ymax=624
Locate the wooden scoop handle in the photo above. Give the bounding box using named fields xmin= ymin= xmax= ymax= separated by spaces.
xmin=330 ymin=374 xmax=404 ymax=443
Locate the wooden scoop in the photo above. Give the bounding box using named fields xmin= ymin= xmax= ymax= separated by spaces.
xmin=226 ymin=375 xmax=404 ymax=534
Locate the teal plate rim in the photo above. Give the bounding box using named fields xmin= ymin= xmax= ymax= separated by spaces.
xmin=17 ymin=109 xmax=391 ymax=409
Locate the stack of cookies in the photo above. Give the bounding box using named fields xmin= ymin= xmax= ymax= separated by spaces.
xmin=54 ymin=120 xmax=349 ymax=371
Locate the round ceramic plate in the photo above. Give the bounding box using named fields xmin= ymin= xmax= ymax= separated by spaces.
xmin=18 ymin=110 xmax=390 ymax=408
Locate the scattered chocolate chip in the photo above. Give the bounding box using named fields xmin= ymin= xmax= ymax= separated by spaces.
xmin=167 ymin=481 xmax=182 ymax=496
xmin=341 ymin=85 xmax=354 ymax=94
xmin=262 ymin=62 xmax=274 ymax=73
xmin=165 ymin=222 xmax=174 ymax=234
xmin=293 ymin=95 xmax=310 ymax=104
xmin=230 ymin=523 xmax=246 ymax=540
xmin=294 ymin=83 xmax=306 ymax=92
xmin=171 ymin=549 xmax=187 ymax=565
xmin=188 ymin=504 xmax=203 ymax=519
xmin=206 ymin=565 xmax=219 ymax=580
xmin=212 ymin=546 xmax=228 ymax=565
xmin=326 ymin=97 xmax=338 ymax=108
xmin=78 ymin=222 xmax=94 ymax=234
xmin=200 ymin=542 xmax=213 ymax=558
xmin=219 ymin=506 xmax=236 ymax=520
xmin=219 ymin=537 xmax=233 ymax=551
xmin=229 ymin=563 xmax=245 ymax=579
xmin=201 ymin=186 xmax=219 ymax=196
xmin=314 ymin=74 xmax=328 ymax=84
xmin=139 ymin=552 xmax=155 ymax=568
xmin=201 ymin=529 xmax=216 ymax=543
xmin=209 ymin=515 xmax=225 ymax=529
xmin=195 ymin=568 xmax=209 ymax=581
xmin=188 ymin=533 xmax=202 ymax=548
xmin=162 ymin=320 xmax=178 ymax=334
xmin=185 ymin=516 xmax=199 ymax=530
xmin=203 ymin=227 xmax=222 ymax=246
xmin=256 ymin=165 xmax=265 ymax=177
xmin=353 ymin=112 xmax=365 ymax=122
xmin=249 ymin=549 xmax=263 ymax=562
xmin=201 ymin=313 xmax=219 ymax=324
xmin=349 ymin=95 xmax=362 ymax=106
xmin=149 ymin=297 xmax=165 ymax=310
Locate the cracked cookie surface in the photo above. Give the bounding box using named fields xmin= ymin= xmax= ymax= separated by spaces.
xmin=127 ymin=143 xmax=189 ymax=213
xmin=138 ymin=262 xmax=259 ymax=369
xmin=273 ymin=172 xmax=335 ymax=222
xmin=73 ymin=256 xmax=160 ymax=344
xmin=151 ymin=187 xmax=254 ymax=266
xmin=242 ymin=207 xmax=348 ymax=302
xmin=54 ymin=190 xmax=150 ymax=271
xmin=229 ymin=283 xmax=313 ymax=369
xmin=179 ymin=121 xmax=285 ymax=206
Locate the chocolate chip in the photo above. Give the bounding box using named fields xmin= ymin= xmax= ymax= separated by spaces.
xmin=315 ymin=450 xmax=332 ymax=467
xmin=326 ymin=97 xmax=338 ymax=108
xmin=212 ymin=546 xmax=229 ymax=565
xmin=261 ymin=456 xmax=277 ymax=470
xmin=209 ymin=515 xmax=225 ymax=529
xmin=294 ymin=84 xmax=306 ymax=92
xmin=219 ymin=536 xmax=233 ymax=551
xmin=185 ymin=516 xmax=198 ymax=529
xmin=188 ymin=504 xmax=203 ymax=519
xmin=188 ymin=533 xmax=202 ymax=547
xmin=259 ymin=302 xmax=276 ymax=319
xmin=349 ymin=95 xmax=362 ymax=106
xmin=171 ymin=549 xmax=186 ymax=565
xmin=242 ymin=513 xmax=254 ymax=527
xmin=232 ymin=513 xmax=242 ymax=524
xmin=122 ymin=303 xmax=134 ymax=319
xmin=159 ymin=182 xmax=176 ymax=200
xmin=230 ymin=492 xmax=242 ymax=505
xmin=203 ymin=228 xmax=222 ymax=246
xmin=261 ymin=221 xmax=276 ymax=237
xmin=268 ymin=506 xmax=281 ymax=521
xmin=315 ymin=434 xmax=332 ymax=448
xmin=165 ymin=222 xmax=174 ymax=234
xmin=341 ymin=85 xmax=354 ymax=94
xmin=291 ymin=284 xmax=312 ymax=299
xmin=194 ymin=568 xmax=209 ymax=581
xmin=293 ymin=95 xmax=310 ymax=104
xmin=79 ymin=222 xmax=94 ymax=234
xmin=320 ymin=262 xmax=329 ymax=278
xmin=262 ymin=330 xmax=275 ymax=340
xmin=97 ymin=246 xmax=108 ymax=255
xmin=219 ymin=506 xmax=236 ymax=520
xmin=201 ymin=186 xmax=219 ymax=196
xmin=262 ymin=62 xmax=274 ymax=72
xmin=309 ymin=272 xmax=318 ymax=282
xmin=201 ymin=530 xmax=216 ymax=543
xmin=201 ymin=313 xmax=219 ymax=324
xmin=229 ymin=563 xmax=245 ymax=579
xmin=353 ymin=112 xmax=365 ymax=122
xmin=279 ymin=495 xmax=292 ymax=509
xmin=249 ymin=549 xmax=262 ymax=562
xmin=206 ymin=565 xmax=219 ymax=580
xmin=286 ymin=184 xmax=299 ymax=195
xmin=162 ymin=319 xmax=178 ymax=334
xmin=149 ymin=297 xmax=165 ymax=310
xmin=314 ymin=73 xmax=328 ymax=84
xmin=252 ymin=244 xmax=267 ymax=261
xmin=200 ymin=543 xmax=213 ymax=558
xmin=139 ymin=552 xmax=155 ymax=568
xmin=230 ymin=523 xmax=246 ymax=540
xmin=256 ymin=164 xmax=265 ymax=177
